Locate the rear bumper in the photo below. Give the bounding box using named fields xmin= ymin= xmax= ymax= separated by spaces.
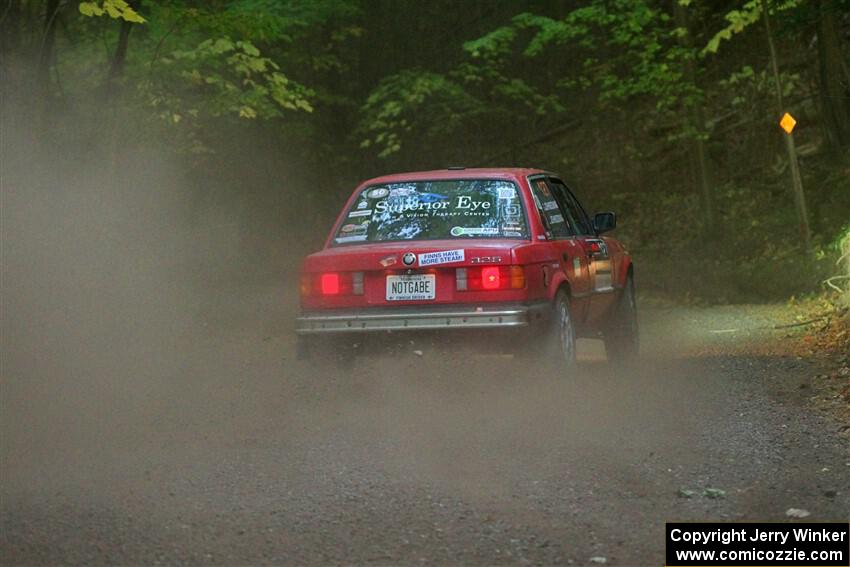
xmin=295 ymin=302 xmax=548 ymax=335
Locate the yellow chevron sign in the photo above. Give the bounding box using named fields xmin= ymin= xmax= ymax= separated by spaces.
xmin=780 ymin=112 xmax=797 ymax=134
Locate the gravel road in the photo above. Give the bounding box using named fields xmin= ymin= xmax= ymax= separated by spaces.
xmin=2 ymin=286 xmax=848 ymax=565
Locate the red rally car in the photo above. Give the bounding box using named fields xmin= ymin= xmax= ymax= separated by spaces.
xmin=296 ymin=168 xmax=637 ymax=371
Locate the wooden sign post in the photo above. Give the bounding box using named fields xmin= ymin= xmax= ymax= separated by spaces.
xmin=763 ymin=0 xmax=812 ymax=255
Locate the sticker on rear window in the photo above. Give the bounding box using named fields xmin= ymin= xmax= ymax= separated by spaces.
xmin=451 ymin=226 xmax=499 ymax=237
xmin=334 ymin=180 xmax=528 ymax=245
xmin=419 ymin=192 xmax=448 ymax=203
xmin=389 ymin=187 xmax=416 ymax=198
xmin=543 ymin=201 xmax=559 ymax=211
xmin=419 ymin=249 xmax=465 ymax=267
xmin=335 ymin=235 xmax=368 ymax=243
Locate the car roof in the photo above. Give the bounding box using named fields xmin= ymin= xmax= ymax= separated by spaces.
xmin=359 ymin=167 xmax=551 ymax=186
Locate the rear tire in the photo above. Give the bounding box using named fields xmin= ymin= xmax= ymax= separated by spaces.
xmin=552 ymin=290 xmax=578 ymax=374
xmin=604 ymin=276 xmax=639 ymax=363
xmin=515 ymin=292 xmax=576 ymax=377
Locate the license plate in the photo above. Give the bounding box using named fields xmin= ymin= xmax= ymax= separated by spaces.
xmin=386 ymin=274 xmax=436 ymax=301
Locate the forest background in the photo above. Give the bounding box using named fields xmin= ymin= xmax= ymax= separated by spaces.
xmin=2 ymin=0 xmax=849 ymax=305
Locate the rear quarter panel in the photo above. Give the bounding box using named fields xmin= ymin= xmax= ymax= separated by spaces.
xmin=603 ymin=237 xmax=632 ymax=289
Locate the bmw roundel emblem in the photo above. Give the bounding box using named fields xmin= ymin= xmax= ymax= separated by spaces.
xmin=402 ymin=252 xmax=416 ymax=266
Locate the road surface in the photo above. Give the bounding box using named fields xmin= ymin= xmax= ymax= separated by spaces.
xmin=2 ymin=286 xmax=848 ymax=565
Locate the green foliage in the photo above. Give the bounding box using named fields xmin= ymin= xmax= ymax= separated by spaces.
xmin=703 ymin=0 xmax=801 ymax=54
xmin=55 ymin=0 xmax=345 ymax=154
xmin=830 ymin=223 xmax=850 ymax=303
xmin=716 ymin=65 xmax=802 ymax=116
xmin=358 ymin=0 xmax=697 ymax=161
xmin=357 ymin=50 xmax=564 ymax=158
xmin=703 ymin=0 xmax=762 ymax=54
xmin=476 ymin=2 xmax=697 ymax=111
xmin=359 ymin=71 xmax=481 ymax=158
xmin=463 ymin=25 xmax=519 ymax=59
xmin=164 ymin=37 xmax=313 ymax=120
xmin=149 ymin=0 xmax=358 ymax=44
xmin=79 ymin=0 xmax=146 ymax=23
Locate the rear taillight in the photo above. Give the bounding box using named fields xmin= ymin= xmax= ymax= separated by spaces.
xmin=351 ymin=271 xmax=364 ymax=294
xmin=301 ymin=272 xmax=365 ymax=296
xmin=481 ymin=266 xmax=500 ymax=290
xmin=456 ymin=266 xmax=525 ymax=291
xmin=321 ymin=273 xmax=340 ymax=295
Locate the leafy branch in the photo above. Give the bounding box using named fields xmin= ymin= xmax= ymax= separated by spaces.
xmin=79 ymin=0 xmax=145 ymax=23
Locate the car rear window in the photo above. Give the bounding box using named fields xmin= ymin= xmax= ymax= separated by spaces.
xmin=332 ymin=179 xmax=528 ymax=244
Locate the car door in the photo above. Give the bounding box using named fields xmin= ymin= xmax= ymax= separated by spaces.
xmin=527 ymin=176 xmax=593 ymax=323
xmin=548 ymin=179 xmax=618 ymax=322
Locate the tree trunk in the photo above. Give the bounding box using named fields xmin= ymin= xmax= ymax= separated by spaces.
xmin=107 ymin=18 xmax=134 ymax=86
xmin=104 ymin=1 xmax=141 ymax=174
xmin=37 ymin=0 xmax=60 ymax=95
xmin=0 ymin=0 xmax=22 ymax=56
xmin=815 ymin=0 xmax=850 ymax=153
xmin=672 ymin=0 xmax=715 ymax=235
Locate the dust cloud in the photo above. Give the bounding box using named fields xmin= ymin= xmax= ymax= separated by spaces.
xmin=0 ymin=101 xmax=698 ymax=469
xmin=1 ymin=94 xmax=750 ymax=565
xmin=1 ymin=107 xmax=247 ymax=481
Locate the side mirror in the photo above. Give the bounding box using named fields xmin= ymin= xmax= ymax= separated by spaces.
xmin=593 ymin=212 xmax=616 ymax=234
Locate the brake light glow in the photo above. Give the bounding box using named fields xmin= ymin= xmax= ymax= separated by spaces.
xmin=481 ymin=267 xmax=500 ymax=290
xmin=456 ymin=265 xmax=525 ymax=291
xmin=320 ymin=273 xmax=340 ymax=295
xmin=301 ymin=272 xmax=365 ymax=297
